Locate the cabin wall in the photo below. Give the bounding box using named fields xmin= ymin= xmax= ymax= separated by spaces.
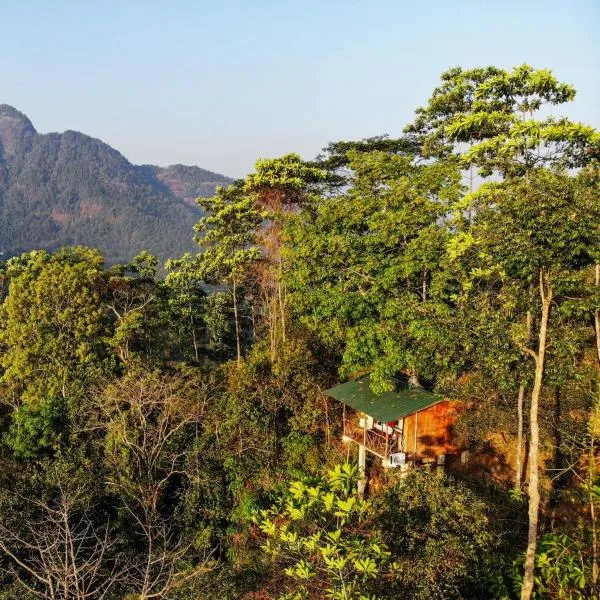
xmin=403 ymin=400 xmax=461 ymax=460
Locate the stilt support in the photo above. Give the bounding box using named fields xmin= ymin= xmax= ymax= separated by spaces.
xmin=357 ymin=444 xmax=366 ymax=498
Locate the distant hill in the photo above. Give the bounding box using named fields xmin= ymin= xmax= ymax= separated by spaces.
xmin=0 ymin=105 xmax=234 ymax=264
xmin=149 ymin=164 xmax=233 ymax=207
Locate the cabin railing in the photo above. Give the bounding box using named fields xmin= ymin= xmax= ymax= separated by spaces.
xmin=343 ymin=417 xmax=401 ymax=459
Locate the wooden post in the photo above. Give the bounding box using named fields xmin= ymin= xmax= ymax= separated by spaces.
xmin=357 ymin=444 xmax=366 ymax=498
xmin=436 ymin=454 xmax=445 ymax=477
xmin=400 ymin=418 xmax=406 ymax=452
xmin=397 ymin=419 xmax=404 ymax=452
xmin=413 ymin=412 xmax=418 ymax=465
xmin=385 ymin=429 xmax=389 ymax=462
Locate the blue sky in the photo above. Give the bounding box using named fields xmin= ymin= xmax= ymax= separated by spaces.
xmin=2 ymin=0 xmax=598 ymax=177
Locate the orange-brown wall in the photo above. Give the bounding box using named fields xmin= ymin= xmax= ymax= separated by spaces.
xmin=403 ymin=400 xmax=461 ymax=460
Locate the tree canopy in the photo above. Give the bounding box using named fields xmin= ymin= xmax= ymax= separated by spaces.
xmin=0 ymin=64 xmax=597 ymax=600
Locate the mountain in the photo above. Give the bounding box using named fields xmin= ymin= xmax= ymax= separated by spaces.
xmin=0 ymin=105 xmax=234 ymax=265
xmin=149 ymin=164 xmax=233 ymax=207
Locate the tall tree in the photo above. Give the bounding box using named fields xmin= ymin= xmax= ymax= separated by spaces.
xmin=165 ymin=254 xmax=207 ymax=362
xmin=406 ymin=64 xmax=599 ymax=176
xmin=460 ymin=168 xmax=600 ymax=599
xmin=243 ymin=154 xmax=327 ymax=360
xmin=105 ymin=251 xmax=167 ymax=363
xmin=94 ymin=370 xmax=215 ymax=598
xmin=195 ymin=183 xmax=265 ymax=364
xmin=409 ymin=64 xmax=599 ymax=599
xmin=0 ymin=248 xmax=108 ymax=457
xmin=284 ymin=148 xmax=461 ymax=391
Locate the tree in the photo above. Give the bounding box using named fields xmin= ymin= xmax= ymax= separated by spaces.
xmin=0 ymin=457 xmax=122 ymax=600
xmin=314 ymin=135 xmax=419 ymax=188
xmin=0 ymin=248 xmax=108 ymax=457
xmin=406 ymin=64 xmax=599 ymax=177
xmin=243 ymin=154 xmax=327 ymax=360
xmin=284 ymin=148 xmax=462 ymax=391
xmin=92 ymin=369 xmax=215 ymax=599
xmin=409 ymin=64 xmax=599 ymax=599
xmin=165 ymin=254 xmax=207 ymax=362
xmin=373 ymin=469 xmax=503 ymax=600
xmin=254 ymin=466 xmax=504 ymax=600
xmin=461 ymin=168 xmax=600 ymax=599
xmin=244 ymin=153 xmax=327 ymax=213
xmin=195 ymin=184 xmax=265 ymax=364
xmin=105 ymin=251 xmax=167 ymax=364
xmin=254 ymin=464 xmax=394 ymax=599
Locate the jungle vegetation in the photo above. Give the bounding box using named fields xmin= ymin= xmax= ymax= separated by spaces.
xmin=0 ymin=64 xmax=598 ymax=599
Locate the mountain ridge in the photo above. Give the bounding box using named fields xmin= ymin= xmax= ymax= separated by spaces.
xmin=0 ymin=105 xmax=234 ymax=264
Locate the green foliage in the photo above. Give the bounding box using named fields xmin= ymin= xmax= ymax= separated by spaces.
xmin=284 ymin=149 xmax=462 ymax=388
xmin=254 ymin=464 xmax=393 ymax=599
xmin=202 ymin=290 xmax=236 ymax=352
xmin=194 ymin=183 xmax=267 ymax=360
xmin=445 ymin=166 xmax=600 ymax=393
xmin=315 ymin=135 xmax=419 ymax=186
xmin=4 ymin=396 xmax=68 ymax=458
xmin=373 ymin=469 xmax=504 ymax=600
xmin=463 ymin=168 xmax=600 ymax=282
xmin=407 ymin=64 xmax=599 ymax=176
xmin=105 ymin=251 xmax=170 ymax=362
xmin=0 ymin=248 xmax=108 ymax=456
xmin=491 ymin=534 xmax=595 ymax=600
xmin=195 ymin=183 xmax=265 ymax=281
xmin=0 ymin=65 xmax=598 ymax=600
xmin=244 ymin=153 xmax=327 ymax=203
xmin=164 ymin=253 xmax=207 ymax=361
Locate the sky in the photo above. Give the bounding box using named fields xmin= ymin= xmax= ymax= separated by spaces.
xmin=2 ymin=0 xmax=598 ymax=178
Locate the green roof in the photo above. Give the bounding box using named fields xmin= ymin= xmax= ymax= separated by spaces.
xmin=325 ymin=375 xmax=443 ymax=422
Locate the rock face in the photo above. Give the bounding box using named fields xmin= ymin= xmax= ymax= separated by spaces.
xmin=0 ymin=105 xmax=36 ymax=158
xmin=0 ymin=105 xmax=233 ymax=264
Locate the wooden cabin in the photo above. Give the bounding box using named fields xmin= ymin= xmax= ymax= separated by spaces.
xmin=325 ymin=375 xmax=460 ymax=472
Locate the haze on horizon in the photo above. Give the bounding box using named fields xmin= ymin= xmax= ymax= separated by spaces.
xmin=2 ymin=0 xmax=598 ymax=178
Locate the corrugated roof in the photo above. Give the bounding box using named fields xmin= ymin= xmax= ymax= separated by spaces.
xmin=325 ymin=375 xmax=443 ymax=422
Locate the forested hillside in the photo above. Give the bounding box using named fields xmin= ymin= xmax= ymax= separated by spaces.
xmin=0 ymin=65 xmax=598 ymax=600
xmin=0 ymin=105 xmax=232 ymax=264
xmin=150 ymin=164 xmax=233 ymax=207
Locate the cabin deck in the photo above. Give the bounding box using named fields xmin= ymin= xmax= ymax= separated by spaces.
xmin=342 ymin=417 xmax=398 ymax=460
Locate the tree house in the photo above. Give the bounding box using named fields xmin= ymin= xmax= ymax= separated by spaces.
xmin=325 ymin=375 xmax=460 ymax=492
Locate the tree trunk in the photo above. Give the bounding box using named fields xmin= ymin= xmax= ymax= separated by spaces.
xmin=269 ymin=293 xmax=277 ymax=363
xmin=250 ymin=303 xmax=256 ymax=343
xmin=517 ymin=310 xmax=532 ymax=490
xmin=521 ymin=271 xmax=553 ymax=600
xmin=232 ymin=280 xmax=241 ymax=365
xmin=590 ymin=417 xmax=598 ymax=585
xmin=278 ymin=279 xmax=286 ymax=345
xmin=590 ymin=263 xmax=599 ymax=584
xmin=595 ymin=264 xmax=600 ymax=365
xmin=516 ymin=310 xmax=533 ymax=490
xmin=516 ymin=383 xmax=525 ymax=490
xmin=190 ymin=302 xmax=199 ymax=362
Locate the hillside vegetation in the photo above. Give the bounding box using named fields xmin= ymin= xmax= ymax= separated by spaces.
xmin=0 ymin=65 xmax=598 ymax=600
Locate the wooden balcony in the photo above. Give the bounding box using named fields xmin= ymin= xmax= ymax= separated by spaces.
xmin=342 ymin=417 xmax=404 ymax=460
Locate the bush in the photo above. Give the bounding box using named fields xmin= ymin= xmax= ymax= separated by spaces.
xmin=373 ymin=469 xmax=502 ymax=600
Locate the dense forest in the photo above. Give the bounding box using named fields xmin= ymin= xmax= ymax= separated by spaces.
xmin=0 ymin=65 xmax=598 ymax=599
xmin=0 ymin=104 xmax=232 ymax=264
